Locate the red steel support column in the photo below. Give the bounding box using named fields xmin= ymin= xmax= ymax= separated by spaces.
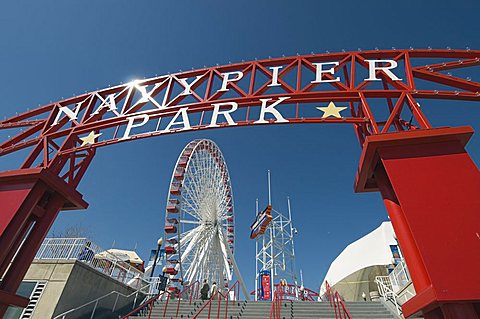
xmin=356 ymin=126 xmax=480 ymax=319
xmin=374 ymin=166 xmax=432 ymax=293
xmin=0 ymin=168 xmax=87 ymax=316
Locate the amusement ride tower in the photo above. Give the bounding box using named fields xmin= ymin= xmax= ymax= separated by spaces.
xmin=251 ymin=171 xmax=299 ymax=301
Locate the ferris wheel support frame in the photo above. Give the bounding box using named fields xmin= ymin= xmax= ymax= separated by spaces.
xmin=221 ymin=230 xmax=250 ymax=300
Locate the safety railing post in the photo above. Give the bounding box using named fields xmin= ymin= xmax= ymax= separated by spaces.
xmin=67 ymin=238 xmax=77 ymax=259
xmin=90 ymin=300 xmax=98 ymax=319
xmin=277 ymin=290 xmax=280 ymax=319
xmin=323 ymin=281 xmax=352 ymax=319
xmin=268 ymin=292 xmax=275 ymax=319
xmin=189 ymin=284 xmax=193 ymax=305
xmin=163 ymin=291 xmax=170 ymax=318
xmin=175 ymin=293 xmax=180 ymax=317
xmin=236 ymin=282 xmax=239 ymax=303
xmin=278 ymin=288 xmax=282 ymax=319
xmin=147 ymin=302 xmax=153 ymax=319
xmin=216 ymin=292 xmax=221 ymax=319
xmin=112 ymin=293 xmax=120 ymax=312
xmin=224 ymin=293 xmax=228 ymax=319
xmin=132 ymin=292 xmax=138 ymax=310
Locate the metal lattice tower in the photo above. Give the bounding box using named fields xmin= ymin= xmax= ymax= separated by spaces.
xmin=254 ymin=171 xmax=299 ymax=301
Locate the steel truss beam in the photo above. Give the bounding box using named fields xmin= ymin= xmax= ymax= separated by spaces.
xmin=0 ymin=49 xmax=480 ymax=318
xmin=0 ymin=49 xmax=478 ymax=185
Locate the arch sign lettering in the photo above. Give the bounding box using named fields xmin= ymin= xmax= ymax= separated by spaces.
xmin=0 ymin=49 xmax=479 ymax=319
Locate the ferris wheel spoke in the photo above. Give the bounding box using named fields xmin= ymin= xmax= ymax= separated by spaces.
xmin=188 ymin=153 xmax=207 ymax=201
xmin=184 ymin=226 xmax=216 ymax=281
xmin=180 ymin=220 xmax=202 ymax=225
xmin=179 ymin=221 xmax=206 ymax=276
xmin=183 ymin=173 xmax=201 ymax=206
xmin=165 ymin=139 xmax=235 ymax=288
xmin=181 ymin=186 xmax=202 ymax=220
xmin=181 ymin=204 xmax=201 ymax=221
xmin=180 ymin=227 xmax=204 ymax=259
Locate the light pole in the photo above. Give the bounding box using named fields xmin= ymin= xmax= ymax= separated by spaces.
xmin=150 ymin=237 xmax=163 ymax=278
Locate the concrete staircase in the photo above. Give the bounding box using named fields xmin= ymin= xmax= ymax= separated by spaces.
xmin=239 ymin=300 xmax=396 ymax=319
xmin=344 ymin=301 xmax=396 ymax=319
xmin=129 ymin=299 xmax=396 ymax=319
xmin=130 ymin=299 xmax=245 ymax=319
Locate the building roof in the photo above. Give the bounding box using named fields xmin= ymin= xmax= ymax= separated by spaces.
xmin=321 ymin=221 xmax=396 ymax=289
xmin=95 ymin=249 xmax=144 ymax=265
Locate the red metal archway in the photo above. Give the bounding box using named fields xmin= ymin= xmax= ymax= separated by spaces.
xmin=0 ymin=49 xmax=479 ymax=318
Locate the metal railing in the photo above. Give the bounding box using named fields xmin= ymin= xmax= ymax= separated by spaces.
xmin=121 ymin=292 xmax=166 ymax=319
xmin=190 ymin=281 xmax=240 ymax=319
xmin=35 ymin=238 xmax=144 ymax=286
xmin=269 ymin=286 xmax=283 ymax=319
xmin=389 ymin=260 xmax=411 ymax=293
xmin=375 ymin=275 xmax=415 ymax=316
xmin=323 ymin=281 xmax=352 ymax=319
xmin=53 ymin=281 xmax=152 ymax=319
xmin=121 ymin=280 xmax=200 ymax=319
xmin=268 ymin=283 xmax=320 ymax=319
xmin=144 ymin=276 xmax=167 ymax=297
xmin=375 ymin=276 xmax=402 ymax=315
xmin=273 ymin=283 xmax=319 ymax=301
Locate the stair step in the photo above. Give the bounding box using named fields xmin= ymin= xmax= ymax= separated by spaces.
xmin=129 ymin=300 xmax=396 ymax=319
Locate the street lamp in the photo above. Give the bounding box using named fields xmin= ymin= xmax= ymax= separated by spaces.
xmin=150 ymin=237 xmax=163 ymax=278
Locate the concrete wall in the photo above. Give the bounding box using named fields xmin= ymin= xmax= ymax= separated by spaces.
xmin=24 ymin=260 xmax=145 ymax=319
xmin=23 ymin=260 xmax=75 ymax=319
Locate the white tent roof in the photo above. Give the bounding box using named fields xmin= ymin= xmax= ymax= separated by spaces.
xmin=321 ymin=221 xmax=396 ymax=290
xmin=95 ymin=249 xmax=144 ymax=265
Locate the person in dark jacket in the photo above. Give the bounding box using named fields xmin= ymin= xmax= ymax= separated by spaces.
xmin=200 ymin=279 xmax=210 ymax=300
xmin=78 ymin=241 xmax=94 ymax=261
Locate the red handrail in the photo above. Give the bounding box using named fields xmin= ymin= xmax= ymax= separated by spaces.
xmin=121 ymin=280 xmax=199 ymax=319
xmin=269 ymin=286 xmax=283 ymax=319
xmin=163 ymin=291 xmax=170 ymax=317
xmin=121 ymin=290 xmax=166 ymax=319
xmin=191 ymin=280 xmax=240 ymax=319
xmin=175 ymin=280 xmax=200 ymax=316
xmin=324 ymin=281 xmax=352 ymax=319
xmin=191 ymin=291 xmax=218 ymax=319
xmin=223 ymin=281 xmax=239 ymax=319
xmin=251 ymin=284 xmax=320 ymax=301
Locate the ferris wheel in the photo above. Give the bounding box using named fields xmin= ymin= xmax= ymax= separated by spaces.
xmin=163 ymin=139 xmax=242 ymax=292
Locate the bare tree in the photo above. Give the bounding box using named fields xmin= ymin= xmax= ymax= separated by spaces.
xmin=49 ymin=224 xmax=93 ymax=238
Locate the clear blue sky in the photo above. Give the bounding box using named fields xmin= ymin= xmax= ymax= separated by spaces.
xmin=1 ymin=0 xmax=479 ymax=293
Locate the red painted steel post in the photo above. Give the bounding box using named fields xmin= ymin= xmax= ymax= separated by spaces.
xmin=224 ymin=294 xmax=228 ymax=319
xmin=374 ymin=167 xmax=432 ymax=292
xmin=189 ymin=283 xmax=193 ymax=305
xmin=147 ymin=302 xmax=153 ymax=319
xmin=207 ymin=296 xmax=212 ymax=319
xmin=163 ymin=291 xmax=170 ymax=317
xmin=0 ymin=169 xmax=87 ymax=316
xmin=356 ymin=126 xmax=480 ymax=319
xmin=176 ymin=292 xmax=181 ymax=317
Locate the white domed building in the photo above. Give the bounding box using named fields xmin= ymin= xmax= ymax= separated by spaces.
xmin=320 ymin=221 xmax=410 ymax=302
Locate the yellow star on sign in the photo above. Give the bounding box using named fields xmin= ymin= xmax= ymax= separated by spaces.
xmin=317 ymin=101 xmax=348 ymax=119
xmin=79 ymin=131 xmax=102 ymax=147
